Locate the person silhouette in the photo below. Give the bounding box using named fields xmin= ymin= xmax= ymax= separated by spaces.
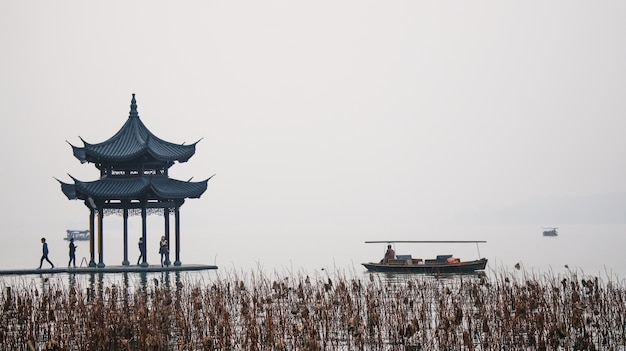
xmin=136 ymin=237 xmax=145 ymax=265
xmin=159 ymin=235 xmax=169 ymax=267
xmin=383 ymin=244 xmax=395 ymax=264
xmin=68 ymin=238 xmax=77 ymax=267
xmin=38 ymin=237 xmax=54 ymax=269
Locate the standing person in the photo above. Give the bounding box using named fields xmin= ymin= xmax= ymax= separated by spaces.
xmin=38 ymin=237 xmax=54 ymax=269
xmin=68 ymin=238 xmax=77 ymax=267
xmin=383 ymin=244 xmax=395 ymax=264
xmin=159 ymin=235 xmax=169 ymax=267
xmin=136 ymin=237 xmax=145 ymax=265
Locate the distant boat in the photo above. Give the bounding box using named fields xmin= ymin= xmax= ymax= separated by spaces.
xmin=64 ymin=229 xmax=90 ymax=241
xmin=542 ymin=227 xmax=558 ymax=237
xmin=361 ymin=240 xmax=488 ymax=274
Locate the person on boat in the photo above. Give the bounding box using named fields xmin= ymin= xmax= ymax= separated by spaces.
xmin=68 ymin=238 xmax=77 ymax=268
xmin=383 ymin=244 xmax=396 ymax=264
xmin=159 ymin=235 xmax=169 ymax=267
xmin=136 ymin=237 xmax=145 ymax=265
xmin=38 ymin=237 xmax=54 ymax=269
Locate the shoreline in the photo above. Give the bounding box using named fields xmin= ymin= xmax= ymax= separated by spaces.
xmin=0 ymin=263 xmax=217 ymax=276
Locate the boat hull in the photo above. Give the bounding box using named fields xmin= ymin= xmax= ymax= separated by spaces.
xmin=542 ymin=229 xmax=558 ymax=236
xmin=362 ymin=258 xmax=488 ymax=274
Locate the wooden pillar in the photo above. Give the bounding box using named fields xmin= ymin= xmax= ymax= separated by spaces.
xmin=140 ymin=206 xmax=148 ymax=267
xmin=97 ymin=208 xmax=105 ymax=268
xmin=89 ymin=209 xmax=96 ymax=267
xmin=122 ymin=208 xmax=129 ymax=266
xmin=164 ymin=207 xmax=171 ymax=266
xmin=174 ymin=207 xmax=181 ymax=266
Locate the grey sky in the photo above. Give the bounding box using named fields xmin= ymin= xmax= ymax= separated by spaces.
xmin=1 ymin=1 xmax=625 ymax=269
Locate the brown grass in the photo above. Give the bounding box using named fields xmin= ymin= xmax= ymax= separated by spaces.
xmin=0 ymin=268 xmax=624 ymax=350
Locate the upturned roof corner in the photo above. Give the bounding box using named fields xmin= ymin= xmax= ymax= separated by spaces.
xmin=58 ymin=94 xmax=210 ymax=203
xmin=71 ymin=95 xmax=198 ymax=164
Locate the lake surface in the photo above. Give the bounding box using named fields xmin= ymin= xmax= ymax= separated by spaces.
xmin=2 ymin=223 xmax=625 ymax=285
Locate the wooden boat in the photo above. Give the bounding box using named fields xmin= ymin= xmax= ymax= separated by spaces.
xmin=542 ymin=227 xmax=558 ymax=236
xmin=64 ymin=229 xmax=90 ymax=241
xmin=362 ymin=240 xmax=488 ymax=274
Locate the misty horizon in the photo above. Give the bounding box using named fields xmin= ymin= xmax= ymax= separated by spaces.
xmin=1 ymin=1 xmax=625 ymax=272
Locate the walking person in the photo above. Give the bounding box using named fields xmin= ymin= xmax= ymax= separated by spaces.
xmin=68 ymin=238 xmax=77 ymax=267
xmin=136 ymin=237 xmax=145 ymax=265
xmin=38 ymin=237 xmax=54 ymax=269
xmin=159 ymin=235 xmax=169 ymax=267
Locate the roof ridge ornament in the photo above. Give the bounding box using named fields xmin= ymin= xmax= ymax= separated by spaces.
xmin=129 ymin=93 xmax=139 ymax=118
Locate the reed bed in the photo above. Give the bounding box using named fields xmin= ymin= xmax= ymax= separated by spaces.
xmin=0 ymin=268 xmax=625 ymax=350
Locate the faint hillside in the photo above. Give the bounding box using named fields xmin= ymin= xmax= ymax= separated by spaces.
xmin=456 ymin=192 xmax=626 ymax=225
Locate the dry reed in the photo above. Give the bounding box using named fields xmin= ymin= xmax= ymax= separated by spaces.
xmin=0 ymin=268 xmax=624 ymax=350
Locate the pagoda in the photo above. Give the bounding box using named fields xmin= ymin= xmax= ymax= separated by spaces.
xmin=58 ymin=94 xmax=211 ymax=268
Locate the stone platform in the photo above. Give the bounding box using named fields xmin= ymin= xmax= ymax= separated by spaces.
xmin=0 ymin=264 xmax=218 ymax=276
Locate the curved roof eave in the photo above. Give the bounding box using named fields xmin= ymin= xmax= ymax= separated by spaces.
xmin=77 ymin=95 xmax=202 ymax=163
xmin=59 ymin=176 xmax=208 ymax=200
xmin=56 ymin=177 xmax=80 ymax=200
xmin=146 ymin=141 xmax=196 ymax=162
xmin=68 ymin=140 xmax=88 ymax=164
xmin=150 ymin=177 xmax=208 ymax=199
xmin=73 ymin=177 xmax=151 ymax=199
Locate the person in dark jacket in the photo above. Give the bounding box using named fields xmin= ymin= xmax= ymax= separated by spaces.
xmin=38 ymin=237 xmax=54 ymax=269
xmin=159 ymin=235 xmax=169 ymax=267
xmin=68 ymin=238 xmax=77 ymax=267
xmin=137 ymin=237 xmax=145 ymax=265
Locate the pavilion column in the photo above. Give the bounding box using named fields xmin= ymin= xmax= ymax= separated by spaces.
xmin=89 ymin=209 xmax=96 ymax=267
xmin=140 ymin=206 xmax=148 ymax=267
xmin=97 ymin=208 xmax=105 ymax=268
xmin=164 ymin=208 xmax=171 ymax=266
xmin=122 ymin=208 xmax=129 ymax=266
xmin=174 ymin=207 xmax=181 ymax=266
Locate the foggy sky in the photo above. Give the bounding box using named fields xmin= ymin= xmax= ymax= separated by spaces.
xmin=1 ymin=1 xmax=625 ymax=270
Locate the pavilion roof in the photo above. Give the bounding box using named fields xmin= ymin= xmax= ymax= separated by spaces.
xmin=59 ymin=175 xmax=210 ymax=201
xmin=70 ymin=94 xmax=199 ymax=164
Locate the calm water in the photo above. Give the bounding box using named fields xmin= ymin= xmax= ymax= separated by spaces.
xmin=2 ymin=223 xmax=625 ymax=285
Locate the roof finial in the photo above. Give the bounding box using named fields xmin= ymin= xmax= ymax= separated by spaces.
xmin=129 ymin=93 xmax=139 ymax=118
